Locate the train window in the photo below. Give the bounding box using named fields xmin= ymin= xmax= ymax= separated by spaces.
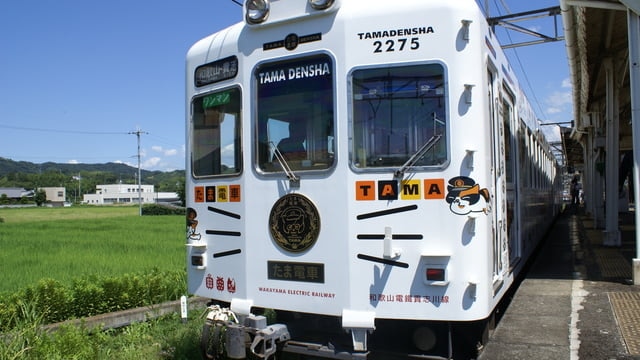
xmin=191 ymin=87 xmax=242 ymax=177
xmin=255 ymin=54 xmax=335 ymax=173
xmin=518 ymin=121 xmax=529 ymax=188
xmin=350 ymin=63 xmax=447 ymax=171
xmin=502 ymin=98 xmax=514 ymax=184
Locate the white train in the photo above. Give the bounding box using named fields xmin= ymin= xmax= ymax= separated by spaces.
xmin=185 ymin=0 xmax=562 ymax=358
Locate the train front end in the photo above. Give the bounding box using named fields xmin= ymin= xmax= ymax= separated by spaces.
xmin=186 ymin=0 xmax=504 ymax=358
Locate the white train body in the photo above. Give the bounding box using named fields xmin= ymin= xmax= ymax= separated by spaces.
xmin=186 ymin=0 xmax=560 ymax=357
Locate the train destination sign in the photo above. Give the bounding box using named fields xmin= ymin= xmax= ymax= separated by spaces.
xmin=195 ymin=56 xmax=238 ymax=87
xmin=202 ymin=91 xmax=231 ymax=109
xmin=267 ymin=261 xmax=325 ymax=283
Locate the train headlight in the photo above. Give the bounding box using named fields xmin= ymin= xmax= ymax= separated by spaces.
xmin=308 ymin=0 xmax=334 ymax=10
xmin=245 ymin=0 xmax=270 ymax=24
xmin=413 ymin=326 xmax=437 ymax=351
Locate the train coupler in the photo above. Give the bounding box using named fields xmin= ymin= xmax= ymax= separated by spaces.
xmin=201 ymin=305 xmax=291 ymax=360
xmin=249 ymin=324 xmax=291 ymax=358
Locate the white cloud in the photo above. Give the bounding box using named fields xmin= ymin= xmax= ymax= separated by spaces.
xmin=115 ymin=151 xmax=184 ymax=171
xmin=67 ymin=159 xmax=79 ymax=164
xmin=561 ymin=77 xmax=572 ymax=88
xmin=142 ymin=157 xmax=161 ymax=168
xmin=113 ymin=159 xmax=136 ymax=168
xmin=151 ymin=145 xmax=178 ymax=156
xmin=540 ymin=125 xmax=562 ymax=144
xmin=545 ymin=90 xmax=572 ymax=115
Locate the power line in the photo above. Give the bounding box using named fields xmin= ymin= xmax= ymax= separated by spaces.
xmin=489 ymin=0 xmax=548 ymax=121
xmin=146 ymin=132 xmax=182 ymax=148
xmin=0 ymin=123 xmax=127 ymax=135
xmin=498 ymin=0 xmax=511 ymax=14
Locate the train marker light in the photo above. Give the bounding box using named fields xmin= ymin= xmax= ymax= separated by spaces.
xmin=426 ymin=268 xmax=446 ymax=282
xmin=191 ymin=255 xmax=205 ymax=268
xmin=309 ymin=0 xmax=334 ymax=10
xmin=246 ymin=0 xmax=270 ymax=24
xmin=421 ymin=255 xmax=450 ymax=286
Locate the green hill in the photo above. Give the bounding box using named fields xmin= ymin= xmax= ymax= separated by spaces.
xmin=0 ymin=157 xmax=184 ymax=195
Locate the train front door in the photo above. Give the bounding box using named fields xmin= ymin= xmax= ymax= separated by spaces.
xmin=501 ymin=89 xmax=520 ymax=269
xmin=488 ymin=67 xmax=509 ymax=287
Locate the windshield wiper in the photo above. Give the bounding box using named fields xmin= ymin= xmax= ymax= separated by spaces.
xmin=394 ymin=112 xmax=445 ymax=178
xmin=394 ymin=134 xmax=443 ymax=179
xmin=270 ymin=141 xmax=300 ymax=187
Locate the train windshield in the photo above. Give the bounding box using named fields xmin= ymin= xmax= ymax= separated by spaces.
xmin=255 ymin=54 xmax=335 ymax=173
xmin=351 ymin=63 xmax=447 ymax=170
xmin=191 ymin=87 xmax=242 ymax=177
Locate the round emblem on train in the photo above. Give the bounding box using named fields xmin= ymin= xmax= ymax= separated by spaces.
xmin=269 ymin=193 xmax=320 ymax=253
xmin=284 ymin=33 xmax=299 ymax=50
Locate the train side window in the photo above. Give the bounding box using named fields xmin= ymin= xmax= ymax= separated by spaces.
xmin=350 ymin=63 xmax=448 ymax=171
xmin=255 ymin=54 xmax=335 ymax=173
xmin=190 ymin=87 xmax=242 ymax=177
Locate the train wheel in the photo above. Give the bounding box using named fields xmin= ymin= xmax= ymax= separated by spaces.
xmin=201 ymin=318 xmax=225 ymax=360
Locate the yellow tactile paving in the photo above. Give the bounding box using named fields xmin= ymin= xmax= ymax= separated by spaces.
xmin=594 ymin=248 xmax=632 ymax=279
xmin=609 ymin=292 xmax=640 ymax=355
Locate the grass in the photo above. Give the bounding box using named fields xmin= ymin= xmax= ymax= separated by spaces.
xmin=0 ymin=205 xmax=205 ymax=360
xmin=2 ymin=311 xmax=206 ymax=360
xmin=0 ymin=206 xmax=184 ymax=294
xmin=0 ymin=204 xmax=306 ymax=359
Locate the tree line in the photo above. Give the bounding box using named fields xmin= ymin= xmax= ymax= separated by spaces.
xmin=0 ymin=158 xmax=185 ymax=205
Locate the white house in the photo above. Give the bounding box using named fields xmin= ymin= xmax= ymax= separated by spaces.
xmin=83 ymin=184 xmax=180 ymax=205
xmin=83 ymin=184 xmax=155 ymax=205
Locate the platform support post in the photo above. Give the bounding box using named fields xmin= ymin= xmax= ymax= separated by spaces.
xmin=603 ymin=57 xmax=621 ymax=246
xmin=627 ymin=9 xmax=640 ymax=284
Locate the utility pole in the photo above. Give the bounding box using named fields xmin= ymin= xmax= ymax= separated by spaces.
xmin=77 ymin=172 xmax=81 ymax=204
xmin=129 ymin=128 xmax=148 ymax=216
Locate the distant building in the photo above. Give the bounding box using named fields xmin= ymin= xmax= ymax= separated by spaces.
xmin=83 ymin=184 xmax=179 ymax=205
xmin=83 ymin=184 xmax=154 ymax=205
xmin=39 ymin=187 xmax=66 ymax=206
xmin=0 ymin=187 xmax=34 ymax=200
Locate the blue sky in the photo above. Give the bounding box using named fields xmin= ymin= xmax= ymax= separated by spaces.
xmin=0 ymin=0 xmax=571 ymax=172
xmin=482 ymin=0 xmax=573 ymax=144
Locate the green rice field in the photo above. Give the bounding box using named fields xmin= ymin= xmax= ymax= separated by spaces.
xmin=0 ymin=206 xmax=185 ymax=294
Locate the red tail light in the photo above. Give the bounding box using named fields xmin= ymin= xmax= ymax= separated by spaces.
xmin=426 ymin=268 xmax=445 ymax=281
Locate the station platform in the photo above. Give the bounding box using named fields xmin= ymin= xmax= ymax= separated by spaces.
xmin=479 ymin=206 xmax=640 ymax=360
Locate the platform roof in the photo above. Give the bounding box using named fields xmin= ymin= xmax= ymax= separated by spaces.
xmin=561 ymin=0 xmax=636 ymax=169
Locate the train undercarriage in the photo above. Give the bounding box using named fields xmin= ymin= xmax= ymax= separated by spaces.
xmin=199 ymin=302 xmax=493 ymax=360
